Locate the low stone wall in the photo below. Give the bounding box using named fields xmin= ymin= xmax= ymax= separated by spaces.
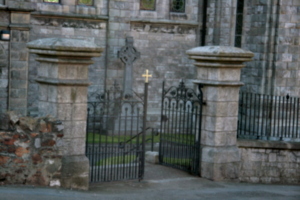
xmin=238 ymin=139 xmax=300 ymax=184
xmin=0 ymin=112 xmax=64 ymax=186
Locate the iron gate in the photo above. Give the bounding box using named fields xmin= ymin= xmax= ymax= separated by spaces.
xmin=159 ymin=81 xmax=203 ymax=175
xmin=85 ymin=83 xmax=148 ymax=182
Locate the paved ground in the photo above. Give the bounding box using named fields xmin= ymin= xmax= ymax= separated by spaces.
xmin=1 ymin=163 xmax=300 ymax=200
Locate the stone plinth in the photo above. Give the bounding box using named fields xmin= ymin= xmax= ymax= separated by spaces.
xmin=27 ymin=38 xmax=103 ymax=190
xmin=186 ymin=46 xmax=254 ymax=181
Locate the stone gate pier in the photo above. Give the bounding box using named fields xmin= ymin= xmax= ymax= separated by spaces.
xmin=187 ymin=46 xmax=254 ymax=181
xmin=27 ymin=38 xmax=103 ymax=190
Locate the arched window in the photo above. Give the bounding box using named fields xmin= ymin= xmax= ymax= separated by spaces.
xmin=140 ymin=0 xmax=156 ymax=11
xmin=78 ymin=0 xmax=93 ymax=6
xmin=170 ymin=0 xmax=185 ymax=13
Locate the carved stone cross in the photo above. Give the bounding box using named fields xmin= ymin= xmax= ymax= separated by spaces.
xmin=118 ymin=36 xmax=140 ymax=97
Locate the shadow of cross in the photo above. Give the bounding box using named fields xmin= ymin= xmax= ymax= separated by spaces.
xmin=118 ymin=36 xmax=141 ymax=98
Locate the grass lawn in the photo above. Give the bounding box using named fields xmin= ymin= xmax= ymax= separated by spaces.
xmin=86 ymin=133 xmax=160 ymax=144
xmin=96 ymin=155 xmax=137 ymax=166
xmin=86 ymin=132 xmax=196 ymax=144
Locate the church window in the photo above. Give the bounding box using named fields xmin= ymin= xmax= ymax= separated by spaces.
xmin=78 ymin=0 xmax=93 ymax=6
xmin=140 ymin=0 xmax=156 ymax=11
xmin=44 ymin=0 xmax=59 ymax=3
xmin=234 ymin=0 xmax=244 ymax=47
xmin=170 ymin=0 xmax=185 ymax=13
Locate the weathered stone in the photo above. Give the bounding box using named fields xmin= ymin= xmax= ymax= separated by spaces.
xmin=41 ymin=139 xmax=56 ymax=147
xmin=15 ymin=147 xmax=29 ymax=157
xmin=19 ymin=117 xmax=37 ymax=131
xmin=61 ymin=155 xmax=89 ymax=190
xmin=188 ymin=46 xmax=254 ymax=181
xmin=32 ymin=154 xmax=43 ymax=164
xmin=0 ymin=156 xmax=9 ymax=165
xmin=145 ymin=151 xmax=159 ymax=164
xmin=6 ymin=111 xmax=20 ymax=125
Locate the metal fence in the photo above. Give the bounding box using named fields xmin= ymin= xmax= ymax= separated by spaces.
xmin=85 ymin=83 xmax=148 ymax=182
xmin=238 ymin=92 xmax=300 ymax=141
xmin=159 ymin=81 xmax=203 ymax=175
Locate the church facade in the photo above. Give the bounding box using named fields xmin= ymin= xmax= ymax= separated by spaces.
xmin=0 ymin=0 xmax=299 ymax=124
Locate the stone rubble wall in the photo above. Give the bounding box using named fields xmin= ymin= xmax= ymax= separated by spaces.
xmin=238 ymin=139 xmax=300 ymax=184
xmin=0 ymin=112 xmax=64 ymax=187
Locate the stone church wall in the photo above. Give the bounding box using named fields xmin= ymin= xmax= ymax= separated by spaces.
xmin=241 ymin=0 xmax=300 ymax=97
xmin=27 ymin=1 xmax=107 ymax=114
xmin=104 ymin=0 xmax=201 ymax=127
xmin=0 ymin=8 xmax=10 ymax=114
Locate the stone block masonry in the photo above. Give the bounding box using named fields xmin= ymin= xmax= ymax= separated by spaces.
xmin=27 ymin=37 xmax=103 ymax=190
xmin=0 ymin=112 xmax=64 ymax=187
xmin=238 ymin=139 xmax=300 ymax=184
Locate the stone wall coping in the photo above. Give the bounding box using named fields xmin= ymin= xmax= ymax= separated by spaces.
xmin=0 ymin=23 xmax=9 ymax=28
xmin=193 ymin=62 xmax=245 ymax=68
xmin=237 ymin=139 xmax=300 ymax=150
xmin=186 ymin=46 xmax=254 ymax=58
xmin=35 ymin=57 xmax=95 ymax=64
xmin=36 ymin=77 xmax=90 ymax=86
xmin=189 ymin=55 xmax=253 ymax=62
xmin=193 ymin=80 xmax=244 ymax=86
xmin=31 ymin=11 xmax=108 ymax=21
xmin=0 ymin=5 xmax=7 ymax=10
xmin=8 ymin=7 xmax=35 ymax=12
xmin=27 ymin=38 xmax=103 ymax=53
xmin=9 ymin=24 xmax=31 ymax=30
xmin=130 ymin=18 xmax=198 ymax=26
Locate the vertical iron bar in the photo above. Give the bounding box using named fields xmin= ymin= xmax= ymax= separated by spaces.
xmin=239 ymin=92 xmax=243 ymax=136
xmin=260 ymin=94 xmax=265 ymax=139
xmin=123 ymin=107 xmax=128 ymax=179
xmin=284 ymin=95 xmax=288 ymax=138
xmin=292 ymin=97 xmax=296 ymax=139
xmin=91 ymin=104 xmax=96 ymax=182
xmin=285 ymin=95 xmax=288 ymax=138
xmin=296 ymin=98 xmax=300 ymax=139
xmin=159 ymin=81 xmax=165 ymax=163
xmin=135 ymin=107 xmax=140 ymax=179
xmin=280 ymin=96 xmax=284 ymax=140
xmin=257 ymin=93 xmax=261 ymax=139
xmin=139 ymin=82 xmax=148 ymax=181
xmin=151 ymin=128 xmax=154 ymax=152
xmin=272 ymin=96 xmax=278 ymax=137
xmin=266 ymin=94 xmax=270 ymax=138
xmin=198 ymin=84 xmax=203 ymax=176
xmin=277 ymin=95 xmax=281 ymax=139
xmin=288 ymin=96 xmax=292 ymax=138
xmin=248 ymin=93 xmax=252 ymax=136
xmin=253 ymin=93 xmax=257 ymax=137
xmin=116 ymin=99 xmax=122 ymax=181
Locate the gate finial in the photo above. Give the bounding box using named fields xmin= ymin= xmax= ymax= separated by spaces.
xmin=142 ymin=69 xmax=152 ymax=83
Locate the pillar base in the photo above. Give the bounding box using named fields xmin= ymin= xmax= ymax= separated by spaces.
xmin=201 ymin=161 xmax=240 ymax=181
xmin=201 ymin=146 xmax=240 ymax=181
xmin=61 ymin=155 xmax=90 ymax=190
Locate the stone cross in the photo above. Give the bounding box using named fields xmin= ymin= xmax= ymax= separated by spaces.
xmin=118 ymin=36 xmax=140 ymax=97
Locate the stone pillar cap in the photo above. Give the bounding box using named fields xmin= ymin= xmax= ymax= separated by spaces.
xmin=27 ymin=38 xmax=103 ymax=57
xmin=186 ymin=46 xmax=254 ymax=58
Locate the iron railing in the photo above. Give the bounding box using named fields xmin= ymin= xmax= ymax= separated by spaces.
xmin=85 ymin=83 xmax=147 ymax=182
xmin=238 ymin=92 xmax=300 ymax=141
xmin=159 ymin=81 xmax=203 ymax=175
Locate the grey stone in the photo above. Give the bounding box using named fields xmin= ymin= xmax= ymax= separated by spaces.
xmin=117 ymin=36 xmax=140 ymax=97
xmin=145 ymin=151 xmax=159 ymax=164
xmin=61 ymin=155 xmax=90 ymax=190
